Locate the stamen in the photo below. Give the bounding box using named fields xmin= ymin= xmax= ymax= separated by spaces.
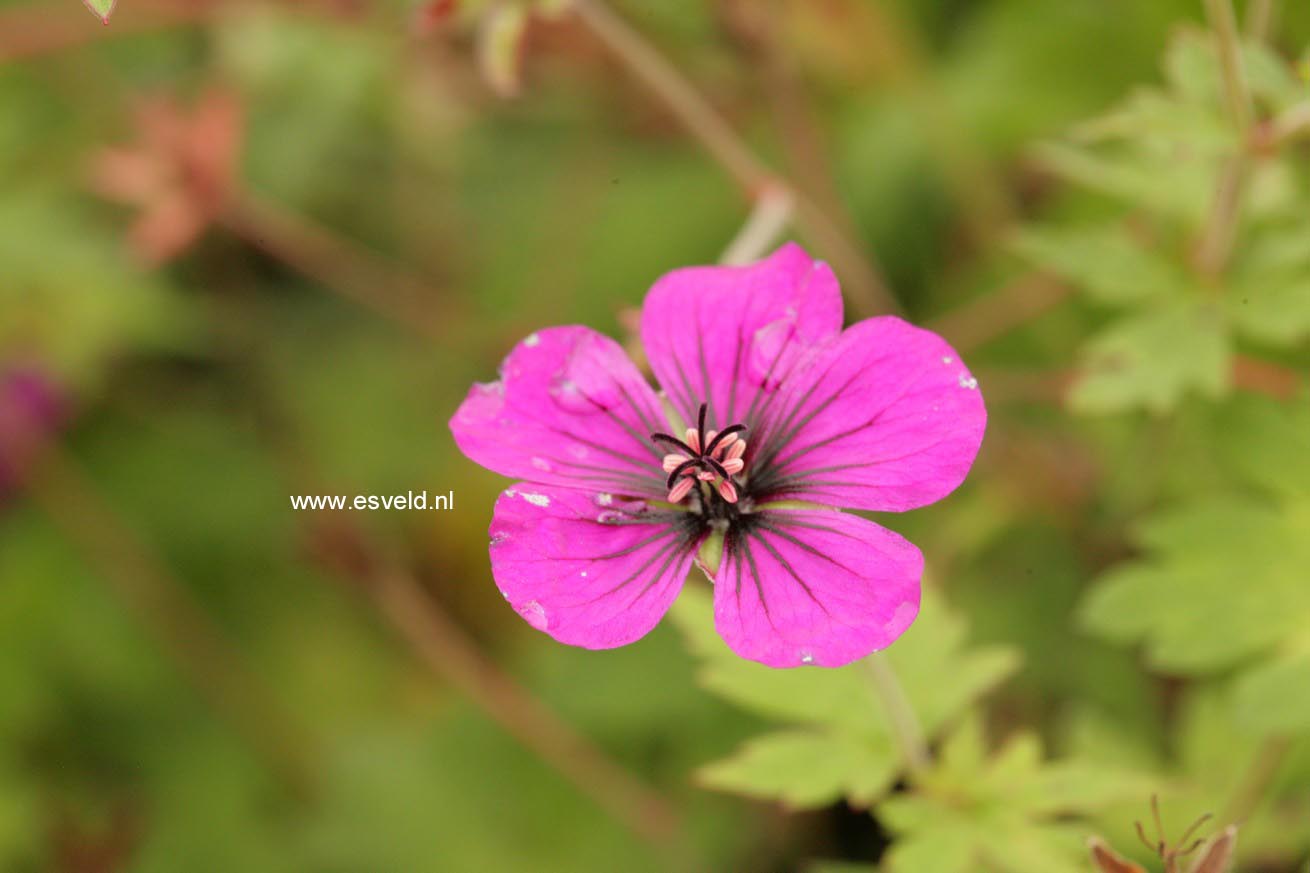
xmin=651 ymin=404 xmax=748 ymax=506
xmin=703 ymin=424 xmax=746 ymax=457
xmin=667 ymin=477 xmax=696 ymax=503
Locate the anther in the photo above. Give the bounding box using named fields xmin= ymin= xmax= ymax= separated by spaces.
xmin=651 ymin=403 xmax=747 ymax=506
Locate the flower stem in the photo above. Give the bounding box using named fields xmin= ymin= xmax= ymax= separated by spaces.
xmin=1194 ymin=0 xmax=1254 ymax=278
xmin=719 ymin=184 xmax=794 ymax=265
xmin=862 ymin=653 xmax=930 ymax=776
xmin=1245 ymin=0 xmax=1276 ymax=41
xmin=1207 ymin=0 xmax=1253 ymax=131
xmin=570 ymin=0 xmax=900 ymax=317
xmin=1221 ymin=735 xmax=1293 ymax=825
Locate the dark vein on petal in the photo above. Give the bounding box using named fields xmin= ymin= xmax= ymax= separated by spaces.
xmin=754 ymin=518 xmax=866 ymax=578
xmin=747 ymin=530 xmax=830 ymax=615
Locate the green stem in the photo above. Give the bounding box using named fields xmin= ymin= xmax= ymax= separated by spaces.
xmin=1245 ymin=0 xmax=1276 ymax=41
xmin=862 ymin=654 xmax=931 ymax=776
xmin=1221 ymin=736 xmax=1292 ymax=825
xmin=1206 ymin=0 xmax=1252 ymax=131
xmin=1195 ymin=0 xmax=1254 ymax=278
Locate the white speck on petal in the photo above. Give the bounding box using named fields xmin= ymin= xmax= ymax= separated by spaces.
xmin=942 ymin=356 xmax=954 ymax=365
xmin=531 ymin=457 xmax=552 ymax=472
xmin=580 ymin=571 xmax=588 ymax=578
xmin=518 ymin=600 xmax=548 ymax=630
xmin=799 ymin=650 xmax=815 ymax=665
xmin=596 ymin=493 xmax=614 ymax=506
xmin=958 ymin=373 xmax=978 ymax=390
xmin=521 ymin=492 xmax=550 ymax=507
xmin=524 ymin=333 xmax=540 ymax=347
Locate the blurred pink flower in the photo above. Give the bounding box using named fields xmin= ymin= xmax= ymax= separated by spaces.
xmin=0 ymin=365 xmax=66 ymax=497
xmin=90 ymin=90 xmax=243 ymax=265
xmin=450 ymin=244 xmax=986 ymax=667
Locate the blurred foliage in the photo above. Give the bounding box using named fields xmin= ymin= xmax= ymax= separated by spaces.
xmin=2 ymin=0 xmax=1309 ymax=870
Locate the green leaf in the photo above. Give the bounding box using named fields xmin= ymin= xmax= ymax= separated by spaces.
xmin=1071 ymin=90 xmax=1231 ymax=152
xmin=1213 ymin=395 xmax=1310 ymax=499
xmin=82 ymin=0 xmax=116 ymax=23
xmin=1069 ymin=302 xmax=1230 ymax=414
xmin=1082 ymin=484 xmax=1310 ymax=732
xmin=882 ymin=826 xmax=975 ymax=873
xmin=1081 ymin=499 xmax=1310 ymax=671
xmin=1164 ymin=26 xmax=1307 ymax=114
xmin=1011 ymin=225 xmax=1188 ymax=306
xmin=1233 ymin=653 xmax=1310 ymax=734
xmin=671 ymin=586 xmax=1018 ymax=739
xmin=1228 ymin=223 xmax=1310 ymax=347
xmin=669 ymin=586 xmax=1017 ymax=808
xmin=879 ymin=721 xmax=1145 ymax=873
xmin=1033 ymin=142 xmax=1215 ymax=224
xmin=697 ymin=730 xmax=897 ymax=810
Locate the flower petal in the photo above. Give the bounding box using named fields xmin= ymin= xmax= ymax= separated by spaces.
xmin=712 ymin=509 xmax=922 ymax=667
xmin=640 ymin=243 xmax=842 ymax=431
xmin=748 ymin=317 xmax=986 ymax=512
xmin=450 ymin=326 xmax=668 ymax=498
xmin=490 ymin=485 xmax=699 ymax=648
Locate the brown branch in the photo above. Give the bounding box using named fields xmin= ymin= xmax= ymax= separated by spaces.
xmin=928 ymin=273 xmax=1072 ymax=354
xmin=570 ymin=0 xmax=900 ymax=317
xmin=24 ymin=445 xmax=318 ymax=799
xmin=299 ymin=517 xmax=694 ymax=863
xmin=372 ymin=564 xmax=690 ymax=854
xmin=220 ymin=191 xmax=456 ymax=340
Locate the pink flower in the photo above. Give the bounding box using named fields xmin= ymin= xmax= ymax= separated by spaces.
xmin=450 ymin=245 xmax=986 ymax=667
xmin=0 ymin=365 xmax=66 ymax=499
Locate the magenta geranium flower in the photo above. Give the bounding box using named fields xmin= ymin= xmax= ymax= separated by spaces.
xmin=450 ymin=244 xmax=985 ymax=667
xmin=0 ymin=364 xmax=66 ymax=500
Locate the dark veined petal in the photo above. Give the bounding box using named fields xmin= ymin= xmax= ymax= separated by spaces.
xmin=640 ymin=243 xmax=843 ymax=431
xmin=747 ymin=316 xmax=986 ymax=512
xmin=490 ymin=484 xmax=701 ymax=649
xmin=450 ymin=326 xmax=668 ymax=498
xmin=712 ymin=508 xmax=922 ymax=668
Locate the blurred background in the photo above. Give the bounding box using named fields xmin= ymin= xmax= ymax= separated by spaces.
xmin=1 ymin=0 xmax=1309 ymax=870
